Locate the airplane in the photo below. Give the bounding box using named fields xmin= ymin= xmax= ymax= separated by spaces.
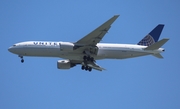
xmin=8 ymin=15 xmax=169 ymax=72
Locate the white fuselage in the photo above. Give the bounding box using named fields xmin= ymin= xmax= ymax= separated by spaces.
xmin=8 ymin=41 xmax=164 ymax=60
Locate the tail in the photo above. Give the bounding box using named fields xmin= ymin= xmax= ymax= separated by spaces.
xmin=146 ymin=38 xmax=169 ymax=59
xmin=137 ymin=24 xmax=164 ymax=46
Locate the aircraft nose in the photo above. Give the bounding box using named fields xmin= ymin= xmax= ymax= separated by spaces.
xmin=8 ymin=46 xmax=14 ymax=53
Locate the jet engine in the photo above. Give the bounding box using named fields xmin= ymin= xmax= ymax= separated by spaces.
xmin=57 ymin=60 xmax=75 ymax=69
xmin=60 ymin=42 xmax=74 ymax=51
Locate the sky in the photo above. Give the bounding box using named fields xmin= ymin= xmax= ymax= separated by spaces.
xmin=0 ymin=0 xmax=180 ymax=109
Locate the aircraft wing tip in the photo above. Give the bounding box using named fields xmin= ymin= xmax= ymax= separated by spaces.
xmin=114 ymin=15 xmax=120 ymax=17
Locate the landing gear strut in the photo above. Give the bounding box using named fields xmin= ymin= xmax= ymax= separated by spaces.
xmin=83 ymin=56 xmax=94 ymax=62
xmin=19 ymin=55 xmax=24 ymax=63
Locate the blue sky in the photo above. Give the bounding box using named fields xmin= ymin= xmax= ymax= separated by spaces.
xmin=1 ymin=0 xmax=180 ymax=109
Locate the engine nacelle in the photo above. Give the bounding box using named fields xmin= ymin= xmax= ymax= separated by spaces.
xmin=60 ymin=42 xmax=74 ymax=51
xmin=57 ymin=60 xmax=75 ymax=69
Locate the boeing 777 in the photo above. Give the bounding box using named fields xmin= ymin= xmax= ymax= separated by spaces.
xmin=8 ymin=15 xmax=169 ymax=71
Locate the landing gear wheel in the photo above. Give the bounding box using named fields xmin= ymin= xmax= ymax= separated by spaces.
xmin=85 ymin=66 xmax=89 ymax=71
xmin=21 ymin=59 xmax=24 ymax=63
xmin=81 ymin=66 xmax=85 ymax=70
xmin=88 ymin=67 xmax=92 ymax=72
xmin=81 ymin=65 xmax=92 ymax=72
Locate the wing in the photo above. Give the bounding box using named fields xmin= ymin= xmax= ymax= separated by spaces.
xmin=87 ymin=63 xmax=105 ymax=71
xmin=75 ymin=15 xmax=120 ymax=46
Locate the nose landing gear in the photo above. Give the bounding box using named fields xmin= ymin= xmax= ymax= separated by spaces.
xmin=19 ymin=55 xmax=24 ymax=63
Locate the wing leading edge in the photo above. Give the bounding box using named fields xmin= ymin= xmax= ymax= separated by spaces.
xmin=76 ymin=15 xmax=120 ymax=46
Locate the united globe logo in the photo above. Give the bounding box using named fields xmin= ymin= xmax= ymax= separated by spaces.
xmin=138 ymin=35 xmax=155 ymax=46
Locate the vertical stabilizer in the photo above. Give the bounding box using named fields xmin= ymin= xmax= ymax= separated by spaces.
xmin=137 ymin=24 xmax=164 ymax=46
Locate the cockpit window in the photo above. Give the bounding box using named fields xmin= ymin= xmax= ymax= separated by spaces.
xmin=13 ymin=44 xmax=16 ymax=46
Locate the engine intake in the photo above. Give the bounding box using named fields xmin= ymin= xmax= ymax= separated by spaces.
xmin=57 ymin=60 xmax=75 ymax=69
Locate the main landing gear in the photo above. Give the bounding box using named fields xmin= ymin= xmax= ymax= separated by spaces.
xmin=81 ymin=55 xmax=94 ymax=72
xmin=81 ymin=65 xmax=92 ymax=71
xmin=19 ymin=55 xmax=24 ymax=63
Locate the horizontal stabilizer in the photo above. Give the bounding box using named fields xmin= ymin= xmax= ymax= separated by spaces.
xmin=144 ymin=38 xmax=169 ymax=50
xmin=152 ymin=53 xmax=163 ymax=59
